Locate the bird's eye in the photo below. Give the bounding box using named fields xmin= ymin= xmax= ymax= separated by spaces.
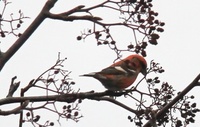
xmin=130 ymin=62 xmax=137 ymax=67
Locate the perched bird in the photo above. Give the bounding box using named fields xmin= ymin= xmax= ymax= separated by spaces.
xmin=81 ymin=54 xmax=147 ymax=91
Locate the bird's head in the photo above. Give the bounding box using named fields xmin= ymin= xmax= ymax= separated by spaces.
xmin=124 ymin=54 xmax=147 ymax=76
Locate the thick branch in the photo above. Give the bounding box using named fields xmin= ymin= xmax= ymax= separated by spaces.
xmin=0 ymin=100 xmax=29 ymax=115
xmin=143 ymin=73 xmax=200 ymax=127
xmin=0 ymin=0 xmax=58 ymax=71
xmin=0 ymin=91 xmax=120 ymax=105
xmin=0 ymin=90 xmax=140 ymax=115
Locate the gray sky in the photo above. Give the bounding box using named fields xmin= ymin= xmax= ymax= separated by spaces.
xmin=0 ymin=0 xmax=200 ymax=127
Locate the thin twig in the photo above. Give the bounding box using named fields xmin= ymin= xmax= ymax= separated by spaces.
xmin=91 ymin=96 xmax=140 ymax=115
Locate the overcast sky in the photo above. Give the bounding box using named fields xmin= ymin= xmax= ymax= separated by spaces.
xmin=0 ymin=0 xmax=200 ymax=127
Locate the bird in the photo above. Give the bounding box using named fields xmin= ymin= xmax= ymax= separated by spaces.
xmin=81 ymin=54 xmax=147 ymax=91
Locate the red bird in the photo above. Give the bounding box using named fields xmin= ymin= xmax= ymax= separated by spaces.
xmin=82 ymin=54 xmax=147 ymax=91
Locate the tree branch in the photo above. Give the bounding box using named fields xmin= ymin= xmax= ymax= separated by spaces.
xmin=143 ymin=73 xmax=200 ymax=127
xmin=6 ymin=76 xmax=20 ymax=97
xmin=0 ymin=100 xmax=29 ymax=115
xmin=0 ymin=90 xmax=141 ymax=116
xmin=47 ymin=13 xmax=102 ymax=21
xmin=0 ymin=91 xmax=112 ymax=105
xmin=91 ymin=96 xmax=141 ymax=115
xmin=0 ymin=0 xmax=58 ymax=71
xmin=57 ymin=5 xmax=85 ymax=16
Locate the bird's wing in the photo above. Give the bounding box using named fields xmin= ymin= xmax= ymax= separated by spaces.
xmin=99 ymin=66 xmax=129 ymax=75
